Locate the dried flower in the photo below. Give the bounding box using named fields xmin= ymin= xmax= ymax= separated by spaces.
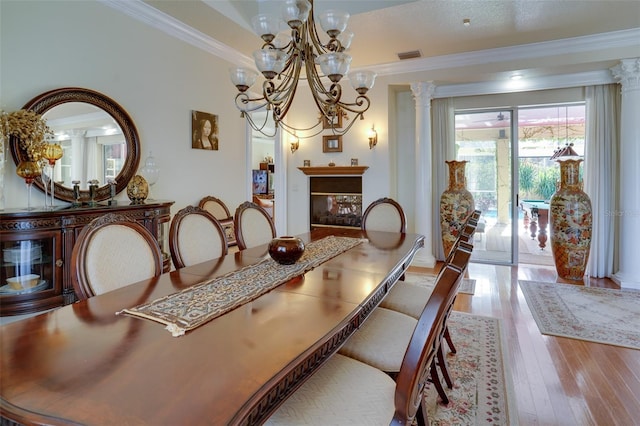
xmin=0 ymin=109 xmax=54 ymax=162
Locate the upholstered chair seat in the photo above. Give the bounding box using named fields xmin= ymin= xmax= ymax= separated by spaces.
xmin=266 ymin=263 xmax=466 ymax=426
xmin=263 ymin=354 xmax=396 ymax=425
xmin=338 ymin=307 xmax=417 ymax=372
xmin=339 ymin=245 xmax=472 ymax=405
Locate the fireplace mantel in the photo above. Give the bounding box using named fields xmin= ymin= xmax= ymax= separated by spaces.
xmin=298 ymin=166 xmax=369 ymax=176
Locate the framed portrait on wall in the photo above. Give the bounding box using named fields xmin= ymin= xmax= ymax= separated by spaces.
xmin=322 ymin=135 xmax=342 ymax=153
xmin=192 ymin=110 xmax=219 ymax=150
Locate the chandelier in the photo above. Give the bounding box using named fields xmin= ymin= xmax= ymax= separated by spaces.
xmin=229 ymin=0 xmax=376 ymax=139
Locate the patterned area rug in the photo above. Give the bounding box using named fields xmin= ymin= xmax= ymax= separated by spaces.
xmin=404 ymin=272 xmax=476 ymax=295
xmin=519 ymin=280 xmax=640 ymax=350
xmin=424 ymin=312 xmax=516 ymax=425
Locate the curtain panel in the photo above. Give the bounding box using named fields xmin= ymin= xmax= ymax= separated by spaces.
xmin=584 ymin=84 xmax=621 ymax=278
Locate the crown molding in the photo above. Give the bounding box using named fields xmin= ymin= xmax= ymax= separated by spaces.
xmin=99 ymin=0 xmax=636 ymax=96
xmin=433 ymin=70 xmax=616 ymax=98
xmin=370 ymin=28 xmax=640 ymax=78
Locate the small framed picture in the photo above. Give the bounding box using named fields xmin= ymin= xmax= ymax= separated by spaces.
xmin=192 ymin=110 xmax=219 ymax=150
xmin=303 ymin=160 xmax=311 ymax=167
xmin=323 ymin=135 xmax=342 ymax=153
xmin=351 ymin=158 xmax=358 ymax=166
xmin=322 ymin=110 xmax=343 ymax=129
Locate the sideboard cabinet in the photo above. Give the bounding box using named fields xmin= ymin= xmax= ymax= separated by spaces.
xmin=0 ymin=201 xmax=174 ymax=316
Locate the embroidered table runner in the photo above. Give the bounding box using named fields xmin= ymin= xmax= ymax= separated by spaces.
xmin=117 ymin=236 xmax=363 ymax=336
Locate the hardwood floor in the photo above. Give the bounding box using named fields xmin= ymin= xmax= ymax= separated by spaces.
xmin=409 ymin=262 xmax=640 ymax=426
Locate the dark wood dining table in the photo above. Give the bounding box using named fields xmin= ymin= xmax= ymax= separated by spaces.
xmin=1 ymin=228 xmax=424 ymax=426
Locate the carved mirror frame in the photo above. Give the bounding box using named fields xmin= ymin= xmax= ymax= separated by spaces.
xmin=10 ymin=87 xmax=141 ymax=203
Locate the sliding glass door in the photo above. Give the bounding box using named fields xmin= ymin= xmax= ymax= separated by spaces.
xmin=455 ymin=104 xmax=586 ymax=265
xmin=455 ymin=110 xmax=517 ymax=264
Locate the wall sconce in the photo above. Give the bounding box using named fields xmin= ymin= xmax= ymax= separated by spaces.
xmin=290 ymin=134 xmax=299 ymax=154
xmin=368 ymin=126 xmax=378 ymax=149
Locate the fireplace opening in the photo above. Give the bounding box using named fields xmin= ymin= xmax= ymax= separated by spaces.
xmin=310 ymin=177 xmax=362 ymax=229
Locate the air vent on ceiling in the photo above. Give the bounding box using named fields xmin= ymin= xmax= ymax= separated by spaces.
xmin=397 ymin=50 xmax=421 ymax=60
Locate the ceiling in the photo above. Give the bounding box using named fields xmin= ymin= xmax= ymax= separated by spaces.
xmin=136 ymin=0 xmax=640 ymax=88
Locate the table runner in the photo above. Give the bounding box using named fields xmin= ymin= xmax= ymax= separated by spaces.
xmin=117 ymin=236 xmax=363 ymax=336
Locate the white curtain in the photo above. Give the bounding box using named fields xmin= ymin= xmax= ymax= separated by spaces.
xmin=584 ymin=84 xmax=621 ymax=277
xmin=431 ymin=97 xmax=454 ymax=260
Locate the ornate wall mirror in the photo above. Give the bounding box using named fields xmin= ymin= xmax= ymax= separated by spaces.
xmin=10 ymin=87 xmax=141 ymax=203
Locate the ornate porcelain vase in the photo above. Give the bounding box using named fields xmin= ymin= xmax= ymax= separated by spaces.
xmin=550 ymin=159 xmax=592 ymax=280
xmin=440 ymin=160 xmax=475 ymax=256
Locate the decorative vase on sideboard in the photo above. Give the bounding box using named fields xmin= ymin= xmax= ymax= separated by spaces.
xmin=440 ymin=160 xmax=475 ymax=257
xmin=550 ymin=158 xmax=592 ymax=280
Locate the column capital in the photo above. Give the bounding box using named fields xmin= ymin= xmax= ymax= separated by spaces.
xmin=610 ymin=58 xmax=640 ymax=92
xmin=410 ymin=81 xmax=436 ymax=107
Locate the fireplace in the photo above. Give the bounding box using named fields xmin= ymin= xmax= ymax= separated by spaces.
xmin=310 ymin=177 xmax=362 ymax=229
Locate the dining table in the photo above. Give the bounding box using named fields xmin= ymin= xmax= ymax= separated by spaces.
xmin=0 ymin=228 xmax=424 ymax=426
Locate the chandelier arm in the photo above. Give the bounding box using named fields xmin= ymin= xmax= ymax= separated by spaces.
xmin=235 ymin=93 xmax=271 ymax=113
xmin=279 ymin=119 xmax=324 ymax=139
xmin=270 ymin=54 xmax=304 ymax=121
xmin=244 ymin=111 xmax=277 ymax=138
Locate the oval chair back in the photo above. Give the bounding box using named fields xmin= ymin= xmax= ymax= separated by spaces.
xmin=198 ymin=195 xmax=231 ymax=221
xmin=169 ymin=205 xmax=228 ymax=269
xmin=234 ymin=201 xmax=277 ymax=250
xmin=71 ymin=213 xmax=163 ymax=300
xmin=361 ymin=197 xmax=407 ymax=233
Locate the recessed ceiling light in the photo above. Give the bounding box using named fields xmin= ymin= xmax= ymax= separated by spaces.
xmin=463 ymin=18 xmax=470 ymax=27
xmin=510 ymin=73 xmax=523 ymax=80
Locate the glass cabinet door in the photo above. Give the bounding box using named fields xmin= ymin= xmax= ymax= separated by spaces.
xmin=1 ymin=236 xmax=57 ymax=297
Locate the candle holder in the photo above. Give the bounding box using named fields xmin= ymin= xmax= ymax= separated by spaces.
xmin=42 ymin=143 xmax=63 ymax=209
xmin=88 ymin=180 xmax=99 ymax=206
xmin=16 ymin=161 xmax=42 ymax=211
xmin=108 ymin=179 xmax=118 ymax=205
xmin=72 ymin=180 xmax=81 ymax=207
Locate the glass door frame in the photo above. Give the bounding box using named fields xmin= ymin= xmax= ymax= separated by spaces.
xmin=454 ymin=108 xmax=520 ymax=265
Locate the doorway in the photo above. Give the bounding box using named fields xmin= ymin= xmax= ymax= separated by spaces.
xmin=455 ymin=103 xmax=586 ymax=265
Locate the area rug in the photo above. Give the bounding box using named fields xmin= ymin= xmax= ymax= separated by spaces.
xmin=404 ymin=272 xmax=476 ymax=295
xmin=519 ymin=280 xmax=640 ymax=350
xmin=424 ymin=312 xmax=516 ymax=425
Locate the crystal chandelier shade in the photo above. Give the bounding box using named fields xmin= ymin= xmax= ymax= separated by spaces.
xmin=231 ymin=0 xmax=376 ymax=139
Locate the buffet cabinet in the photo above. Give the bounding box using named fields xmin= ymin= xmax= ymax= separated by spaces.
xmin=0 ymin=201 xmax=174 ymax=316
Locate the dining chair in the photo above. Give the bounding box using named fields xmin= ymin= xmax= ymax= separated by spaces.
xmin=198 ymin=195 xmax=231 ymax=220
xmin=361 ymin=197 xmax=407 ymax=232
xmin=169 ymin=205 xmax=228 ymax=269
xmin=233 ymin=201 xmax=277 ymax=250
xmin=379 ymin=238 xmax=475 ymax=393
xmin=264 ymin=263 xmax=464 ymax=426
xmin=70 ymin=213 xmax=163 ymax=301
xmin=337 ymin=244 xmax=471 ymax=405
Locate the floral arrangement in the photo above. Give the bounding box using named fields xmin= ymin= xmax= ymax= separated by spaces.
xmin=0 ymin=109 xmax=54 ymax=162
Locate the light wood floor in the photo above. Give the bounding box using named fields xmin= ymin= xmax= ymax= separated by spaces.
xmin=410 ymin=261 xmax=640 ymax=426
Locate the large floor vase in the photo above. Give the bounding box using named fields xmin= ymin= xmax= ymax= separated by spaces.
xmin=550 ymin=159 xmax=592 ymax=280
xmin=440 ymin=160 xmax=475 ymax=257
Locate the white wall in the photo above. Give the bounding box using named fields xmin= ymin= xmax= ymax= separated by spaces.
xmin=1 ymin=0 xmax=248 ymax=215
xmin=283 ymin=78 xmax=392 ymax=235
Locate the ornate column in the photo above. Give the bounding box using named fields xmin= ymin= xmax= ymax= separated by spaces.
xmin=611 ymin=58 xmax=640 ymax=289
xmin=410 ymin=82 xmax=436 ymax=267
